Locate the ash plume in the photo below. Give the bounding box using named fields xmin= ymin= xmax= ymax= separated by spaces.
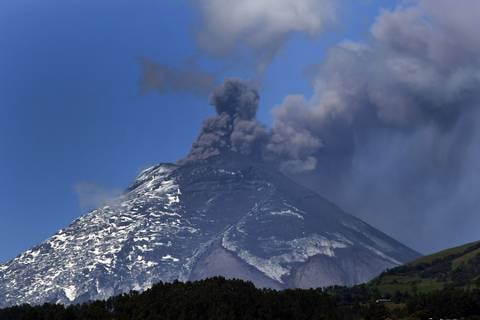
xmin=182 ymin=79 xmax=320 ymax=168
xmin=182 ymin=0 xmax=480 ymax=253
xmin=182 ymin=79 xmax=267 ymax=162
xmin=267 ymin=0 xmax=480 ymax=253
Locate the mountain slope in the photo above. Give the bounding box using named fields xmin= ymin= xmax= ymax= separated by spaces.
xmin=370 ymin=240 xmax=480 ymax=294
xmin=0 ymin=152 xmax=419 ymax=307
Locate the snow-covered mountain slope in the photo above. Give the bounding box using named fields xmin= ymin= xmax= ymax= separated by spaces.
xmin=0 ymin=152 xmax=419 ymax=307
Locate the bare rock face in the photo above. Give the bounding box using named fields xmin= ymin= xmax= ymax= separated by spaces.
xmin=0 ymin=152 xmax=419 ymax=307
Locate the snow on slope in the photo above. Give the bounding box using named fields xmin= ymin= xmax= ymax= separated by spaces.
xmin=0 ymin=165 xmax=195 ymax=305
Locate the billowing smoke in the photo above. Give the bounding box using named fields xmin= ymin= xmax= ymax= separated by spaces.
xmin=182 ymin=79 xmax=268 ymax=162
xmin=183 ymin=79 xmax=322 ymax=171
xmin=193 ymin=0 xmax=337 ymax=74
xmin=182 ymin=1 xmax=480 ymax=253
xmin=210 ymin=80 xmax=259 ymax=119
xmin=266 ymin=0 xmax=480 ymax=253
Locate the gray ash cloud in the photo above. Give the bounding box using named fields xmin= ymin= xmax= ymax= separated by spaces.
xmin=210 ymin=80 xmax=259 ymax=120
xmin=182 ymin=79 xmax=321 ymax=169
xmin=268 ymin=0 xmax=480 ymax=253
xmin=181 ymin=1 xmax=480 ymax=253
xmin=182 ymin=79 xmax=267 ymax=162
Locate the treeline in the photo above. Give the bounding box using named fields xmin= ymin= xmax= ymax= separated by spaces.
xmin=407 ymin=289 xmax=480 ymax=319
xmin=1 ymin=277 xmax=480 ymax=320
xmin=0 ymin=278 xmax=347 ymax=320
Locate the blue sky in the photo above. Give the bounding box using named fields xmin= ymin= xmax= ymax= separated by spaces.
xmin=0 ymin=0 xmax=401 ymax=262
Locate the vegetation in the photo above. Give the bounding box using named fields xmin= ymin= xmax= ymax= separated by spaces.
xmin=1 ymin=277 xmax=480 ymax=320
xmin=370 ymin=240 xmax=480 ymax=295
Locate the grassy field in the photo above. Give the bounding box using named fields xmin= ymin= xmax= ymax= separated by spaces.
xmin=369 ymin=240 xmax=480 ymax=295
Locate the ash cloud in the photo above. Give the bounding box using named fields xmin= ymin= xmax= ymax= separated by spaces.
xmin=181 ymin=1 xmax=480 ymax=253
xmin=182 ymin=79 xmax=267 ymax=162
xmin=183 ymin=79 xmax=322 ymax=171
xmin=210 ymin=80 xmax=259 ymax=120
xmin=139 ymin=57 xmax=216 ymax=95
xmin=267 ymin=0 xmax=480 ymax=253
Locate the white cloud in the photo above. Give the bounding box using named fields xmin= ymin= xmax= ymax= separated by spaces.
xmin=194 ymin=0 xmax=337 ymax=73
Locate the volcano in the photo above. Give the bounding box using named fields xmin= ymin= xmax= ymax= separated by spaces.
xmin=0 ymin=151 xmax=418 ymax=307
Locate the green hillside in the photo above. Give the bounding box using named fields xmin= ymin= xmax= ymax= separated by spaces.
xmin=370 ymin=240 xmax=480 ymax=295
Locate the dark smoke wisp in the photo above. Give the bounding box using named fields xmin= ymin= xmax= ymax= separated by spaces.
xmin=139 ymin=58 xmax=216 ymax=95
xmin=181 ymin=79 xmax=268 ymax=163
